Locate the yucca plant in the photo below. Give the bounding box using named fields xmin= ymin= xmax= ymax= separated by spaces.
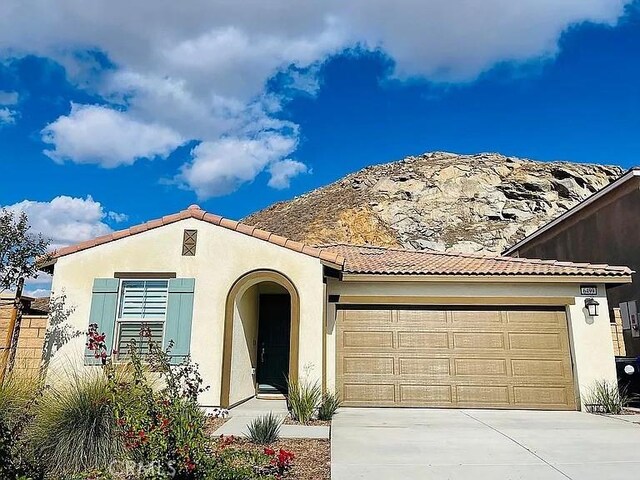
xmin=287 ymin=378 xmax=321 ymax=424
xmin=583 ymin=380 xmax=630 ymax=414
xmin=247 ymin=412 xmax=281 ymax=444
xmin=30 ymin=370 xmax=124 ymax=475
xmin=318 ymin=392 xmax=341 ymax=421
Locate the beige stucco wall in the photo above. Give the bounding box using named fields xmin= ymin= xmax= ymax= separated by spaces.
xmin=566 ymin=289 xmax=617 ymax=403
xmin=325 ymin=279 xmax=617 ymax=409
xmin=229 ymin=284 xmax=259 ymax=404
xmin=49 ymin=218 xmax=325 ymax=407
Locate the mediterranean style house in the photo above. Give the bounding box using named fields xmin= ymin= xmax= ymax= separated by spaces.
xmin=41 ymin=205 xmax=632 ymax=411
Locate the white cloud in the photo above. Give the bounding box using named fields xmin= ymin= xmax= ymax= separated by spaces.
xmin=41 ymin=104 xmax=184 ymax=168
xmin=23 ymin=272 xmax=53 ymax=298
xmin=0 ymin=0 xmax=629 ymax=195
xmin=2 ymin=195 xmax=125 ymax=250
xmin=107 ymin=211 xmax=129 ymax=223
xmin=177 ymin=133 xmax=298 ymax=198
xmin=268 ymin=159 xmax=309 ymax=189
xmin=24 ymin=288 xmax=52 ymax=298
xmin=0 ymin=107 xmax=15 ymax=125
xmin=3 ymin=195 xmax=125 ymax=297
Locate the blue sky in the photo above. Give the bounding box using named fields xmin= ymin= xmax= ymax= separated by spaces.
xmin=0 ymin=1 xmax=638 ymax=293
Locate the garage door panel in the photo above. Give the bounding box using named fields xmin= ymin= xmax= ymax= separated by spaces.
xmin=454 ymin=358 xmax=507 ymax=376
xmin=342 ymin=309 xmax=393 ymax=324
xmin=399 ymin=357 xmax=451 ymax=376
xmin=342 ymin=330 xmax=393 ymax=348
xmin=509 ymin=332 xmax=562 ymax=351
xmin=343 ymin=356 xmax=394 ymax=375
xmin=453 ymin=332 xmax=505 ymax=349
xmin=506 ymin=310 xmax=563 ymax=325
xmin=400 ymin=385 xmax=453 ymax=404
xmin=513 ymin=386 xmax=570 ymax=406
xmin=457 ymin=385 xmax=510 ymax=405
xmin=343 ymin=383 xmax=395 ymax=403
xmin=511 ymin=359 xmax=567 ymax=378
xmin=398 ymin=331 xmax=448 ymax=349
xmin=451 ymin=310 xmax=502 ymax=325
xmin=397 ymin=309 xmax=447 ymax=325
xmin=337 ymin=307 xmax=576 ymax=410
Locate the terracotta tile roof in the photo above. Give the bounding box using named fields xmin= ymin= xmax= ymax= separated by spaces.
xmin=49 ymin=205 xmax=345 ymax=268
xmin=315 ymin=243 xmax=633 ymax=277
xmin=47 ymin=205 xmax=632 ymax=279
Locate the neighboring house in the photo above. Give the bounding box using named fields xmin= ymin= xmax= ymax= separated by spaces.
xmin=504 ymin=168 xmax=640 ymax=356
xmin=40 ymin=205 xmax=632 ymax=411
xmin=0 ymin=294 xmax=50 ymax=376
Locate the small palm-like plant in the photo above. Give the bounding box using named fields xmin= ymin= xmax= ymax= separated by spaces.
xmin=318 ymin=392 xmax=341 ymax=421
xmin=287 ymin=378 xmax=321 ymax=424
xmin=247 ymin=412 xmax=281 ymax=444
xmin=583 ymin=380 xmax=630 ymax=414
xmin=30 ymin=370 xmax=124 ymax=474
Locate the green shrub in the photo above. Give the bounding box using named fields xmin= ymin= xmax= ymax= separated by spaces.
xmin=30 ymin=370 xmax=124 ymax=475
xmin=583 ymin=380 xmax=629 ymax=414
xmin=287 ymin=378 xmax=321 ymax=424
xmin=247 ymin=413 xmax=281 ymax=444
xmin=203 ymin=438 xmax=266 ymax=480
xmin=108 ymin=339 xmax=211 ymax=479
xmin=317 ymin=392 xmax=341 ymax=421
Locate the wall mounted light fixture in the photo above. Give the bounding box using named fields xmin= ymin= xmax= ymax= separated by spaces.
xmin=584 ymin=297 xmax=600 ymax=317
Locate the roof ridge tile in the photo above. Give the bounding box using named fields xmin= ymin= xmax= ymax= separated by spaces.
xmin=49 ymin=207 xmax=345 ymax=268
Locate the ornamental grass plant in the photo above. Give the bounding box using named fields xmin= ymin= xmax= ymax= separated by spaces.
xmin=30 ymin=369 xmax=124 ymax=475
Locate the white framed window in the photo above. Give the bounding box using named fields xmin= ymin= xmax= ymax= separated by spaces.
xmin=115 ymin=279 xmax=169 ymax=357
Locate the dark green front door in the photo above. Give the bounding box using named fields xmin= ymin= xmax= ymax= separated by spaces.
xmin=256 ymin=294 xmax=291 ymax=394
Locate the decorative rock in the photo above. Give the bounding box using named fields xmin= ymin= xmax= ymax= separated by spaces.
xmin=244 ymin=152 xmax=622 ymax=254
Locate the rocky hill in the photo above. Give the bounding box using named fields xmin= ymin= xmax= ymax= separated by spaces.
xmin=245 ymin=152 xmax=622 ymax=254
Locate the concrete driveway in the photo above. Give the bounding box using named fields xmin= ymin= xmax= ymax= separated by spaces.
xmin=331 ymin=408 xmax=640 ymax=479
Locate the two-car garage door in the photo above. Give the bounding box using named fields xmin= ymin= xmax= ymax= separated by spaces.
xmin=336 ymin=306 xmax=577 ymax=410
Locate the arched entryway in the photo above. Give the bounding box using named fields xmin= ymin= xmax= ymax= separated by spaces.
xmin=221 ymin=270 xmax=300 ymax=407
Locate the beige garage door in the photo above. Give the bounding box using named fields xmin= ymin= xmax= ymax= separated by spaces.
xmin=336 ymin=307 xmax=576 ymax=410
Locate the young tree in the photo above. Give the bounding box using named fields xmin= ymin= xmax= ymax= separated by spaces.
xmin=0 ymin=209 xmax=50 ymax=294
xmin=0 ymin=209 xmax=50 ymax=379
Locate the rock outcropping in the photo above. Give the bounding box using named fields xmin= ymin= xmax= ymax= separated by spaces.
xmin=245 ymin=152 xmax=622 ymax=254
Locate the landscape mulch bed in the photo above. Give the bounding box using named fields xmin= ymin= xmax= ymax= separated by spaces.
xmin=205 ymin=416 xmax=228 ymax=434
xmin=241 ymin=438 xmax=331 ymax=480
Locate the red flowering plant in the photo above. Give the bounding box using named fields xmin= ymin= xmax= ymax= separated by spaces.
xmin=99 ymin=326 xmax=211 ymax=479
xmin=252 ymin=447 xmax=294 ymax=478
xmin=86 ymin=322 xmax=115 ymax=365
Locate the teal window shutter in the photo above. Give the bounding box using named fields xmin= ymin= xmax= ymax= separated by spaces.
xmin=165 ymin=278 xmax=195 ymax=364
xmin=85 ymin=278 xmax=119 ymax=366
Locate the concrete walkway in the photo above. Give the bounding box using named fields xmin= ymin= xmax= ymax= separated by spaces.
xmin=214 ymin=398 xmax=288 ymax=436
xmin=213 ymin=398 xmax=330 ymax=439
xmin=332 ymin=408 xmax=640 ymax=480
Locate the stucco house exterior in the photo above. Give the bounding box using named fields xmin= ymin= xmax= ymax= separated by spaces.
xmin=42 ymin=205 xmax=632 ymax=411
xmin=504 ymin=168 xmax=640 ymax=356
